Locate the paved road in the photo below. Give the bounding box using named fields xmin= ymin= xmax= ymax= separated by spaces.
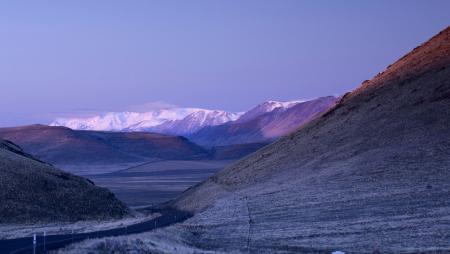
xmin=0 ymin=208 xmax=192 ymax=254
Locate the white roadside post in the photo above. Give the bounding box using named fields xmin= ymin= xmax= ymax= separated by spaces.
xmin=43 ymin=231 xmax=46 ymax=253
xmin=32 ymin=233 xmax=36 ymax=254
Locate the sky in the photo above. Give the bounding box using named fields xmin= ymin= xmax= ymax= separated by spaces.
xmin=0 ymin=0 xmax=449 ymax=126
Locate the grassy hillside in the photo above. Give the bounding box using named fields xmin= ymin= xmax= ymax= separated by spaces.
xmin=168 ymin=27 xmax=450 ymax=253
xmin=0 ymin=139 xmax=128 ymax=223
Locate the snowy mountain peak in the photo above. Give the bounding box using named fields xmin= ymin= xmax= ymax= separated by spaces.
xmin=263 ymin=100 xmax=304 ymax=109
xmin=237 ymin=100 xmax=304 ymax=123
xmin=186 ymin=110 xmax=241 ymax=125
xmin=143 ymin=109 xmax=242 ymax=135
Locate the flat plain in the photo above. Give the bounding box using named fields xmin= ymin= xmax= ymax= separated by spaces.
xmin=88 ymin=159 xmax=235 ymax=207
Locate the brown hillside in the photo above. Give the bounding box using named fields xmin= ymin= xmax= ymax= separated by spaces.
xmin=170 ymin=27 xmax=450 ymax=253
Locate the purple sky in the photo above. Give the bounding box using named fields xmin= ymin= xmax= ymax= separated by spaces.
xmin=0 ymin=0 xmax=449 ymax=126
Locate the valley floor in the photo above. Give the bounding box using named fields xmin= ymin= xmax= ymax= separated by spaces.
xmin=82 ymin=159 xmax=235 ymax=207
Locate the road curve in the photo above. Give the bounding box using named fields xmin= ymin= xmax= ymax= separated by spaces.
xmin=0 ymin=208 xmax=192 ymax=254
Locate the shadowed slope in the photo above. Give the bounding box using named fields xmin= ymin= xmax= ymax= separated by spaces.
xmin=0 ymin=139 xmax=128 ymax=223
xmin=210 ymin=142 xmax=270 ymax=160
xmin=170 ymin=27 xmax=450 ymax=253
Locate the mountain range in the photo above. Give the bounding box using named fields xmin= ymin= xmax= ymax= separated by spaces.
xmin=51 ymin=108 xmax=242 ymax=135
xmin=2 ymin=97 xmax=337 ymax=175
xmin=51 ymin=97 xmax=337 ymax=146
xmin=167 ymin=27 xmax=450 ymax=252
xmin=1 ymin=98 xmax=339 ymax=176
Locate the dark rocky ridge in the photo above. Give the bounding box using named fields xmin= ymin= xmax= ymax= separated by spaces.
xmin=0 ymin=139 xmax=128 ymax=223
xmin=170 ymin=27 xmax=450 ymax=253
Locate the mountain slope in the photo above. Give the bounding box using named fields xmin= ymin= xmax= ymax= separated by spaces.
xmin=189 ymin=96 xmax=337 ymax=146
xmin=0 ymin=125 xmax=208 ymax=171
xmin=0 ymin=139 xmax=127 ymax=223
xmin=169 ymin=27 xmax=450 ymax=253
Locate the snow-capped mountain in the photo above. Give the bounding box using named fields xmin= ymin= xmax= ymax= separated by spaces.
xmin=236 ymin=100 xmax=304 ymax=123
xmin=50 ymin=108 xmax=242 ymax=134
xmin=147 ymin=110 xmax=242 ymax=135
xmin=50 ymin=109 xmax=195 ymax=131
xmin=50 ymin=99 xmax=306 ymax=136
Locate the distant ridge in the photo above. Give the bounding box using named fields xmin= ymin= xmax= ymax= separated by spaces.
xmin=0 ymin=125 xmax=208 ymax=172
xmin=49 ymin=98 xmax=324 ymax=139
